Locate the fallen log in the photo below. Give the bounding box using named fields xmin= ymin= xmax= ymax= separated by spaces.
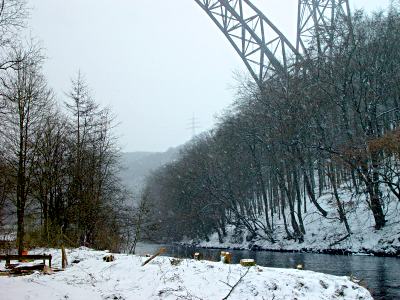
xmin=13 ymin=263 xmax=45 ymax=271
xmin=329 ymin=234 xmax=351 ymax=247
xmin=10 ymin=263 xmax=45 ymax=275
xmin=5 ymin=263 xmax=19 ymax=269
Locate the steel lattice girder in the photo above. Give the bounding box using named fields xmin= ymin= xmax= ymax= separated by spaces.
xmin=296 ymin=0 xmax=352 ymax=57
xmin=195 ymin=0 xmax=352 ymax=87
xmin=194 ymin=0 xmax=301 ymax=87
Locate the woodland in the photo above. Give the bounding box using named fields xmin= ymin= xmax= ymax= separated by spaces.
xmin=1 ymin=2 xmax=400 ymax=255
xmin=0 ymin=0 xmax=138 ymax=254
xmin=143 ymin=6 xmax=400 ymax=248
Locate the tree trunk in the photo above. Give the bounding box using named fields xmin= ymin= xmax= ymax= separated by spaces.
xmin=17 ymin=135 xmax=26 ymax=256
xmin=328 ymin=164 xmax=351 ymax=234
xmin=295 ymin=147 xmax=328 ymax=217
xmin=294 ymin=169 xmax=306 ymax=234
xmin=279 ymin=187 xmax=292 ymax=239
xmin=359 ymin=163 xmax=386 ymax=230
xmin=282 ymin=170 xmax=303 ymax=242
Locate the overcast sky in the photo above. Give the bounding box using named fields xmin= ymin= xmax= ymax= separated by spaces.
xmin=26 ymin=0 xmax=390 ymax=152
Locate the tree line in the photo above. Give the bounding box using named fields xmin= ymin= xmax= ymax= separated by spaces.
xmin=143 ymin=7 xmax=400 ymax=244
xmin=0 ymin=1 xmax=139 ymax=254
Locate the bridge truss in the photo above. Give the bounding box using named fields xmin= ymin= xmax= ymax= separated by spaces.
xmin=195 ymin=0 xmax=352 ymax=87
xmin=297 ymin=0 xmax=352 ymax=58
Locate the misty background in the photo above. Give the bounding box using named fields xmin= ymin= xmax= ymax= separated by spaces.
xmin=27 ymin=0 xmax=388 ymax=152
xmin=26 ymin=0 xmax=391 ymax=194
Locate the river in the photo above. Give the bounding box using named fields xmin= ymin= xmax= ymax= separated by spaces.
xmin=134 ymin=242 xmax=400 ymax=300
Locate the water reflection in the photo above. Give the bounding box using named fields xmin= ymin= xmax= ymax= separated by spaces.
xmin=134 ymin=242 xmax=400 ymax=300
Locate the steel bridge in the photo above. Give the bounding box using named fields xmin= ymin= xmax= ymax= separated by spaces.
xmin=194 ymin=0 xmax=352 ymax=87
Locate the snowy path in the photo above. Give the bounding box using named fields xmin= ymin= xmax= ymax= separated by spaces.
xmin=0 ymin=248 xmax=372 ymax=300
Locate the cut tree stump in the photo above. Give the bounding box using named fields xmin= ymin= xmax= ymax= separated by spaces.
xmin=240 ymin=259 xmax=256 ymax=267
xmin=193 ymin=252 xmax=203 ymax=260
xmin=220 ymin=252 xmax=232 ymax=264
xmin=61 ymin=246 xmax=68 ymax=269
xmin=103 ymin=255 xmax=115 ymax=262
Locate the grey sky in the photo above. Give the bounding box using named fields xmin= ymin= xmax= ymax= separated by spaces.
xmin=27 ymin=0 xmax=390 ymax=152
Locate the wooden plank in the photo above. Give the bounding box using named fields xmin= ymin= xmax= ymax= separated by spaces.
xmin=13 ymin=263 xmax=45 ymax=271
xmin=0 ymin=255 xmax=52 ymax=260
xmin=141 ymin=248 xmax=166 ymax=266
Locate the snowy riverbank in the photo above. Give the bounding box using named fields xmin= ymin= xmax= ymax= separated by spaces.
xmin=0 ymin=247 xmax=372 ymax=299
xmin=187 ymin=191 xmax=400 ymax=257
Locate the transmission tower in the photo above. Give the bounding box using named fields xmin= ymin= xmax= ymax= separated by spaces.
xmin=187 ymin=113 xmax=200 ymax=138
xmin=195 ymin=0 xmax=352 ymax=87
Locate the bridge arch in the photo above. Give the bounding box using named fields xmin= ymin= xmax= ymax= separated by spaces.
xmin=195 ymin=0 xmax=352 ymax=87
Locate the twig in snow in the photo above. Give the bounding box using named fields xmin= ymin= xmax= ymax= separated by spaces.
xmin=221 ymin=267 xmax=251 ymax=300
xmin=219 ymin=280 xmax=233 ymax=288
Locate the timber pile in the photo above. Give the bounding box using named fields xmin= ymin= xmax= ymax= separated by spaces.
xmin=0 ymin=263 xmax=47 ymax=276
xmin=10 ymin=263 xmax=46 ymax=275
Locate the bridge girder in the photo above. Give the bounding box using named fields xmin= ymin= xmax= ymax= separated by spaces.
xmin=195 ymin=0 xmax=352 ymax=87
xmin=297 ymin=0 xmax=352 ymax=58
xmin=194 ymin=0 xmax=301 ymax=87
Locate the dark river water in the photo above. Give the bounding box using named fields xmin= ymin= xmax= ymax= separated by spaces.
xmin=135 ymin=243 xmax=400 ymax=300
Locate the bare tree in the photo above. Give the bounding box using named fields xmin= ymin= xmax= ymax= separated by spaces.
xmin=0 ymin=0 xmax=29 ymax=71
xmin=0 ymin=46 xmax=52 ymax=254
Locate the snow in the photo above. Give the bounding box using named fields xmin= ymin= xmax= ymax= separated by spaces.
xmin=0 ymin=247 xmax=372 ymax=299
xmin=190 ymin=189 xmax=400 ymax=256
xmin=0 ymin=232 xmax=16 ymax=242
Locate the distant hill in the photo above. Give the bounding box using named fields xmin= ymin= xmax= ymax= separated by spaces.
xmin=119 ymin=147 xmax=180 ymax=199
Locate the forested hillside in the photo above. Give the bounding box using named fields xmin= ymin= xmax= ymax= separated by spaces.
xmin=143 ymin=7 xmax=400 ymax=254
xmin=119 ymin=148 xmax=178 ymax=199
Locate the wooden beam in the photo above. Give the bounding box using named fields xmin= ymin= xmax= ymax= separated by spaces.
xmin=141 ymin=248 xmax=166 ymax=266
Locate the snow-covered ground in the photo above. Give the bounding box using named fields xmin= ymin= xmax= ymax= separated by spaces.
xmin=191 ymin=190 xmax=400 ymax=256
xmin=0 ymin=247 xmax=372 ymax=299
